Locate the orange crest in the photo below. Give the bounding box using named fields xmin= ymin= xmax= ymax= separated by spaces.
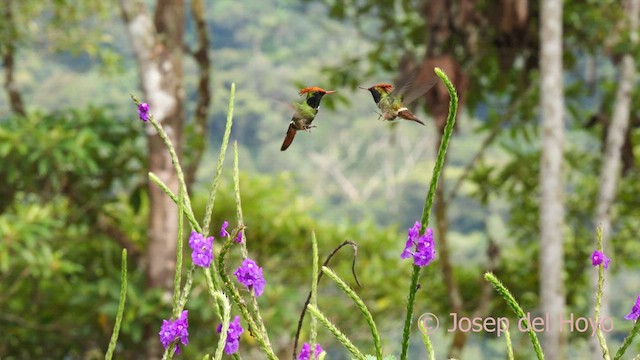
xmin=299 ymin=86 xmax=327 ymax=95
xmin=371 ymin=83 xmax=394 ymax=92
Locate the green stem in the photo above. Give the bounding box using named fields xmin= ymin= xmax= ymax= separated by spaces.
xmin=217 ymin=237 xmax=277 ymax=360
xmin=310 ymin=232 xmax=319 ymax=358
xmin=206 ymin=288 xmax=231 ymax=360
xmin=131 ymin=95 xmax=196 ymax=230
xmin=232 ymin=142 xmax=272 ymax=348
xmin=400 ymin=67 xmax=458 ymax=360
xmin=417 ymin=320 xmax=434 ymax=360
xmin=178 ymin=265 xmax=196 ymax=312
xmin=172 ymin=184 xmax=184 ymax=314
xmin=202 ymin=83 xmax=235 ymax=235
xmin=149 ymin=172 xmax=201 ymax=233
xmin=484 ymin=272 xmax=544 ymax=360
xmin=322 ymin=266 xmax=382 ymax=359
xmin=501 ymin=319 xmax=513 ymax=360
xmin=594 ymin=226 xmax=611 ymax=360
xmin=200 ymin=84 xmax=236 ymax=325
xmin=613 ymin=319 xmax=640 ymax=360
xmin=105 ymin=249 xmax=127 ymax=360
xmin=307 ymin=304 xmax=366 ymax=360
xmin=232 ymin=142 xmax=249 ymax=259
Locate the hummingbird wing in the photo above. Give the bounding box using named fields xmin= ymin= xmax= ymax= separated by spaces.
xmin=391 ymin=68 xmax=438 ymax=106
xmin=397 ymin=77 xmax=437 ymax=106
xmin=280 ymin=123 xmax=297 ymax=151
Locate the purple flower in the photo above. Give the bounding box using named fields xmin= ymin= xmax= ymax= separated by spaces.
xmin=401 ymin=221 xmax=436 ymax=267
xmin=235 ymin=230 xmax=243 ymax=243
xmin=216 ymin=315 xmax=244 ymax=354
xmin=159 ymin=319 xmax=177 ymax=349
xmin=590 ymin=250 xmax=611 ymax=269
xmin=298 ymin=342 xmax=323 ymax=360
xmin=625 ymin=295 xmax=640 ymax=321
xmin=159 ymin=310 xmax=189 ymax=354
xmin=137 ymin=102 xmax=150 ymax=122
xmin=188 ymin=231 xmax=213 ymax=268
xmin=401 ymin=221 xmax=421 ymax=260
xmin=220 ymin=221 xmax=230 ymax=237
xmin=233 ymin=258 xmax=266 ymax=297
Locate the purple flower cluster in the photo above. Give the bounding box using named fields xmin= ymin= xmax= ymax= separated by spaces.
xmin=590 ymin=250 xmax=611 ymax=269
xmin=216 ymin=315 xmax=244 ymax=354
xmin=298 ymin=342 xmax=323 ymax=360
xmin=137 ymin=103 xmax=150 ymax=122
xmin=159 ymin=310 xmax=189 ymax=354
xmin=234 ymin=258 xmax=266 ymax=297
xmin=401 ymin=221 xmax=436 ymax=267
xmin=220 ymin=221 xmax=230 ymax=237
xmin=188 ymin=231 xmax=213 ymax=268
xmin=235 ymin=230 xmax=243 ymax=243
xmin=625 ymin=295 xmax=640 ymax=321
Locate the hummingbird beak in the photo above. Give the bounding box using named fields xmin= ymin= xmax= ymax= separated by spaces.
xmin=358 ymin=86 xmax=369 ymax=90
xmin=323 ymin=90 xmax=337 ymax=94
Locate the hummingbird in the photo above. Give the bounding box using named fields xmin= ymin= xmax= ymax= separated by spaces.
xmin=280 ymin=86 xmax=336 ymax=151
xmin=360 ymin=79 xmax=435 ymax=126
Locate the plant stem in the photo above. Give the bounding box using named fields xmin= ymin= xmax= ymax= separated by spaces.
xmin=322 ymin=266 xmax=382 ymax=359
xmin=594 ymin=226 xmax=611 ymax=360
xmin=417 ymin=320 xmax=434 ymax=360
xmin=484 ymin=272 xmax=544 ymax=360
xmin=231 ymin=142 xmax=272 ymax=348
xmin=206 ymin=288 xmax=231 ymax=360
xmin=172 ymin=184 xmax=184 ymax=314
xmin=201 ymin=84 xmax=236 ymax=323
xmin=202 ymin=83 xmax=235 ymax=235
xmin=307 ymin=304 xmax=366 ymax=360
xmin=310 ymin=232 xmax=319 ymax=358
xmin=149 ymin=172 xmax=201 ymax=233
xmin=105 ymin=249 xmax=127 ymax=360
xmin=217 ymin=237 xmax=277 ymax=360
xmin=501 ymin=318 xmax=514 ymax=360
xmin=400 ymin=67 xmax=458 ymax=360
xmin=613 ymin=319 xmax=640 ymax=360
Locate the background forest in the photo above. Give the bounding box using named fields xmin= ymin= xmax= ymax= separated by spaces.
xmin=1 ymin=0 xmax=640 ymax=359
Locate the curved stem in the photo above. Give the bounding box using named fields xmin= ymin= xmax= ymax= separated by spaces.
xmin=307 ymin=304 xmax=365 ymax=360
xmin=322 ymin=266 xmax=382 ymax=359
xmin=105 ymin=249 xmax=127 ymax=360
xmin=484 ymin=272 xmax=544 ymax=360
xmin=400 ymin=67 xmax=458 ymax=360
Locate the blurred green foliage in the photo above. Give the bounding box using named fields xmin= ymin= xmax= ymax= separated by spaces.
xmin=0 ymin=108 xmax=148 ymax=358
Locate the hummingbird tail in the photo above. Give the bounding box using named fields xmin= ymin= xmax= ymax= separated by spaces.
xmin=398 ymin=108 xmax=425 ymax=126
xmin=280 ymin=124 xmax=297 ymax=151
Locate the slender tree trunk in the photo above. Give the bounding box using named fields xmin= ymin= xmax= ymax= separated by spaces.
xmin=1 ymin=0 xmax=26 ymax=116
xmin=539 ymin=0 xmax=565 ymax=358
xmin=589 ymin=1 xmax=639 ymax=358
xmin=184 ymin=0 xmax=212 ymax=188
xmin=120 ymin=1 xmax=185 ymax=358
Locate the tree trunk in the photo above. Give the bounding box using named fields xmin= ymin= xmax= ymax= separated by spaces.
xmin=119 ymin=1 xmax=185 ymax=358
xmin=539 ymin=0 xmax=565 ymax=359
xmin=1 ymin=0 xmax=26 ymax=116
xmin=589 ymin=1 xmax=639 ymax=358
xmin=184 ymin=0 xmax=211 ymax=189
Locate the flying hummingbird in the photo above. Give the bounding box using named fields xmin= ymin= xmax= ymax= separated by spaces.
xmin=280 ymin=87 xmax=336 ymax=151
xmin=360 ymin=79 xmax=435 ymax=126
